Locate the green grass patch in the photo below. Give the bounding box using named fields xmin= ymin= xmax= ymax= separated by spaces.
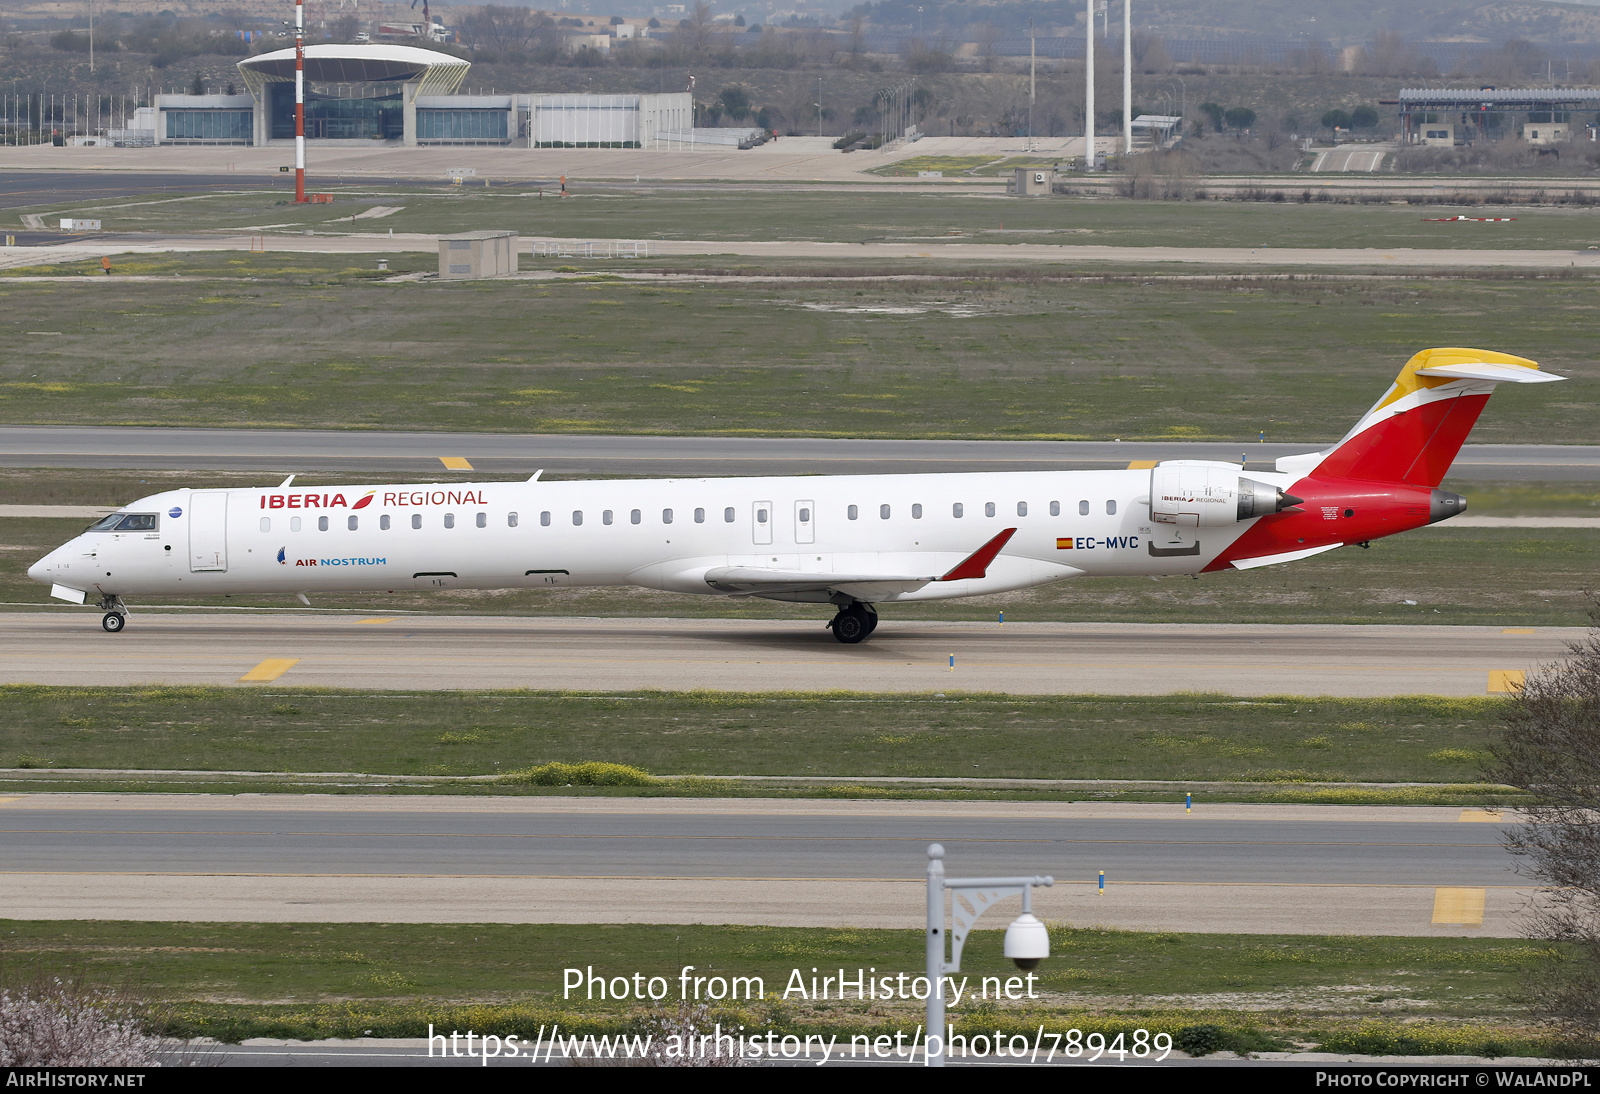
xmin=0 ymin=686 xmax=1507 ymax=785
xmin=0 ymin=268 xmax=1595 ymax=441
xmin=0 ymin=921 xmax=1569 ymax=1054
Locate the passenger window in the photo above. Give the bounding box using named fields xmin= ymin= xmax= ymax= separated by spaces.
xmin=445 ymin=513 xmax=456 ymax=529
xmin=291 ymin=516 xmax=302 ymax=532
xmin=848 ymin=504 xmax=858 ymax=520
xmin=695 ymin=508 xmax=705 ymax=523
xmin=723 ymin=507 xmax=735 ymax=523
xmin=631 ymin=509 xmax=641 ymax=525
xmin=476 ymin=512 xmax=487 ymax=528
xmin=380 ymin=515 xmax=390 ymax=530
xmin=985 ymin=502 xmax=996 ymax=517
xmin=508 ymin=512 xmax=518 ymax=528
xmin=573 ymin=511 xmax=583 ymax=526
xmin=541 ymin=511 xmax=551 ymax=527
xmin=953 ymin=502 xmax=963 ymax=518
xmin=912 ymin=504 xmax=922 ymax=519
xmin=1106 ymin=500 xmax=1117 ymax=515
xmin=1050 ymin=501 xmax=1060 ymax=517
xmin=348 ymin=515 xmax=358 ymax=531
xmin=1079 ymin=500 xmax=1089 ymax=516
xmin=662 ymin=508 xmax=673 ymax=524
xmin=1017 ymin=501 xmax=1028 ymax=517
xmin=318 ymin=516 xmax=329 ymax=532
xmin=411 ymin=514 xmax=422 ymax=530
xmin=603 ymin=510 xmax=613 ymax=526
xmin=879 ymin=504 xmax=890 ymax=520
xmin=260 ymin=517 xmax=271 ymax=532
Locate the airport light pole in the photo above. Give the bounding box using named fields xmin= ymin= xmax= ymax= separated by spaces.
xmin=1122 ymin=0 xmax=1131 ymax=155
xmin=924 ymin=844 xmax=1052 ymax=1067
xmin=1083 ymin=0 xmax=1095 ymax=170
xmin=294 ymin=0 xmax=307 ymax=203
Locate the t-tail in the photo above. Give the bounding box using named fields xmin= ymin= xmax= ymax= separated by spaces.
xmin=1279 ymin=347 xmax=1563 ymax=489
xmin=1203 ymin=348 xmax=1563 ymax=572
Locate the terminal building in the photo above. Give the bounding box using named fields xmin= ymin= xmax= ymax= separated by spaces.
xmin=150 ymin=43 xmax=691 ymax=148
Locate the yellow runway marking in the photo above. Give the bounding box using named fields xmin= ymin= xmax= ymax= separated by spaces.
xmin=1502 ymin=628 xmax=1536 ymax=635
xmin=356 ymin=618 xmax=397 ymax=624
xmin=1459 ymin=810 xmax=1503 ymax=823
xmin=1488 ymin=670 xmax=1525 ymax=693
xmin=438 ymin=456 xmax=473 ymax=470
xmin=1126 ymin=460 xmax=1158 ymax=470
xmin=238 ymin=658 xmax=300 ymax=683
xmin=1431 ymin=887 xmax=1486 ymax=926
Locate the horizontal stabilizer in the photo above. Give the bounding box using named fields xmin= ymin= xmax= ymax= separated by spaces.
xmin=1414 ymin=362 xmax=1565 ymax=384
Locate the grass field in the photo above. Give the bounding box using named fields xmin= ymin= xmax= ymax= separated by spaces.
xmin=0 ymin=686 xmax=1506 ymax=786
xmin=0 ymin=920 xmax=1544 ymax=1021
xmin=0 ymin=264 xmax=1593 ymax=441
xmin=15 ymin=189 xmax=1600 ymax=252
xmin=4 ymin=515 xmax=1595 ymax=627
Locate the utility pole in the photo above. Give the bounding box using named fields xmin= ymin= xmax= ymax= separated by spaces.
xmin=1028 ymin=18 xmax=1035 ymax=152
xmin=294 ymin=0 xmax=307 ymax=202
xmin=89 ymin=0 xmax=95 ymax=73
xmin=1084 ymin=0 xmax=1094 ymax=169
xmin=817 ymin=74 xmax=822 ymax=137
xmin=1122 ymin=0 xmax=1131 ymax=154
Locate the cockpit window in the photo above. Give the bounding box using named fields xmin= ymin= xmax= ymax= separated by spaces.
xmin=87 ymin=513 xmax=157 ymax=532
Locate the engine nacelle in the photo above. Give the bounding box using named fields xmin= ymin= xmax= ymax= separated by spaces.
xmin=1150 ymin=461 xmax=1300 ymax=528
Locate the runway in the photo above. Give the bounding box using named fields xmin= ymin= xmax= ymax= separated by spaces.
xmin=0 ymin=613 xmax=1568 ymax=697
xmin=0 ymin=796 xmax=1525 ymax=935
xmin=0 ymin=426 xmax=1589 ymax=480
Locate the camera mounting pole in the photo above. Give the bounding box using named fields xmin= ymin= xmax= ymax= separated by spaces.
xmin=924 ymin=843 xmax=1053 ymax=1067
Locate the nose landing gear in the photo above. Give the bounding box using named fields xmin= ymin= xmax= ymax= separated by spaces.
xmin=828 ymin=601 xmax=878 ymax=644
xmin=96 ymin=595 xmax=128 ymax=634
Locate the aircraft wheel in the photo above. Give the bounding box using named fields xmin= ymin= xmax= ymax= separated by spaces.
xmin=830 ymin=605 xmax=872 ymax=644
xmin=861 ymin=606 xmax=878 ymax=637
xmin=102 ymin=612 xmax=126 ymax=633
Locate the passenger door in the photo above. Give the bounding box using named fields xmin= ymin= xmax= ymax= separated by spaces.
xmin=188 ymin=491 xmax=229 ymax=572
xmin=794 ymin=500 xmax=815 ymax=544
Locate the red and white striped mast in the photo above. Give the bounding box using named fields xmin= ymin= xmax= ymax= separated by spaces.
xmin=293 ymin=0 xmax=307 ymax=203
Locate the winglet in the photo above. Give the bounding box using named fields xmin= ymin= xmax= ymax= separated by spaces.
xmin=939 ymin=528 xmax=1017 ymax=582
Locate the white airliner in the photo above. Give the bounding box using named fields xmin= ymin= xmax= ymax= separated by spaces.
xmin=29 ymin=348 xmax=1561 ymax=642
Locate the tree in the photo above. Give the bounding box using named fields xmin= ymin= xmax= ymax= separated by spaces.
xmin=719 ymin=85 xmax=751 ymax=122
xmin=1350 ymin=105 xmax=1379 ymax=130
xmin=329 ymin=14 xmax=358 ymax=41
xmin=1223 ymin=106 xmax=1255 ymax=133
xmin=188 ymin=70 xmax=205 ymax=95
xmin=1198 ymin=101 xmax=1225 ymax=130
xmin=1320 ymin=109 xmax=1350 ymax=133
xmin=1486 ymin=603 xmax=1600 ymax=1049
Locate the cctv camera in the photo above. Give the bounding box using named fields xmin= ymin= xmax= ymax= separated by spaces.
xmin=1003 ymin=912 xmax=1049 ymax=971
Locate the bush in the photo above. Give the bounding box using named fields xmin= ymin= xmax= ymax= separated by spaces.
xmin=1173 ymin=1023 xmax=1227 ymax=1057
xmin=498 ymin=761 xmax=659 ymax=787
xmin=0 ymin=978 xmax=164 ymax=1066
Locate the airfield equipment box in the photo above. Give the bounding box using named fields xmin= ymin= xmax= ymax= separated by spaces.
xmin=438 ymin=231 xmax=519 ymax=279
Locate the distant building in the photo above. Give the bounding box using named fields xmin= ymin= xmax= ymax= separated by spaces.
xmin=1419 ymin=123 xmax=1454 ymax=147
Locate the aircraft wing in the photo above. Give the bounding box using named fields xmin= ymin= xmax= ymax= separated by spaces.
xmin=701 ymin=529 xmax=1019 ymax=595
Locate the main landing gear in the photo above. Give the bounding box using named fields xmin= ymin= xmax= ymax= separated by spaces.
xmin=828 ymin=601 xmax=878 ymax=645
xmin=97 ymin=595 xmax=127 ymax=634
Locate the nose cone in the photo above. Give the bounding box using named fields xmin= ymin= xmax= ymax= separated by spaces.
xmin=28 ymin=552 xmax=54 ymax=585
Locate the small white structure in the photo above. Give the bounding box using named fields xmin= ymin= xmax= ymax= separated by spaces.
xmin=438 ymin=231 xmax=518 ymax=279
xmin=59 ymin=218 xmax=102 ymax=231
xmin=1130 ymin=114 xmax=1182 ymax=150
xmin=1420 ymin=124 xmax=1454 ymax=147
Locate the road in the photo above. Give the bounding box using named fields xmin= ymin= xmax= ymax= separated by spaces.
xmin=0 ymin=614 xmax=1565 ymax=697
xmin=0 ymin=795 xmax=1526 ymax=936
xmin=0 ymin=426 xmax=1590 ymax=480
xmin=1310 ymin=146 xmax=1393 ymax=173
